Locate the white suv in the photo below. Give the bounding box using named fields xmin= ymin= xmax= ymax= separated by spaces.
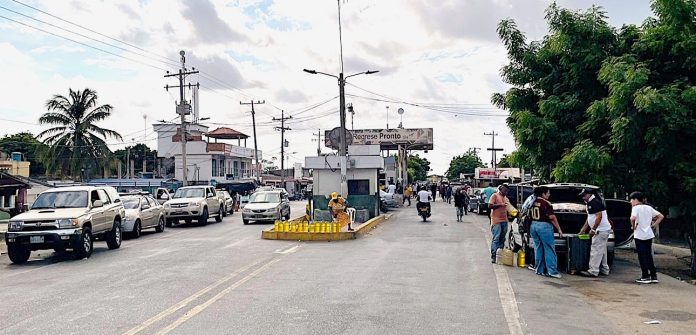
xmin=163 ymin=186 xmax=224 ymax=226
xmin=4 ymin=186 xmax=126 ymax=264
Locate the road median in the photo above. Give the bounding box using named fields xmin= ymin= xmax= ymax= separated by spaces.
xmin=261 ymin=214 xmax=388 ymax=241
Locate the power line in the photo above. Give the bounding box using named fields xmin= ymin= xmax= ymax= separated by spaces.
xmin=0 ymin=14 xmax=167 ymax=72
xmin=345 ymin=94 xmax=507 ymax=117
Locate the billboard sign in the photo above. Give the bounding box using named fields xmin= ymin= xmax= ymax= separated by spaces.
xmin=325 ymin=128 xmax=433 ymax=150
xmin=474 ymin=168 xmax=521 ymax=179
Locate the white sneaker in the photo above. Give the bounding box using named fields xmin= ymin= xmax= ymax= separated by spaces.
xmin=548 ymin=273 xmax=562 ymax=279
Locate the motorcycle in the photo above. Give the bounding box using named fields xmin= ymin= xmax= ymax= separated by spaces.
xmin=417 ymin=203 xmax=430 ymax=222
xmin=379 ymin=198 xmax=389 ymax=213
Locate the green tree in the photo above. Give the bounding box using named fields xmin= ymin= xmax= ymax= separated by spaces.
xmin=0 ymin=132 xmax=48 ymax=176
xmin=445 ymin=151 xmax=485 ymax=180
xmin=114 ymin=144 xmax=158 ymax=175
xmin=492 ymin=3 xmax=620 ymax=179
xmin=407 ymin=154 xmax=430 ymax=182
xmin=38 ymin=88 xmax=122 ymax=178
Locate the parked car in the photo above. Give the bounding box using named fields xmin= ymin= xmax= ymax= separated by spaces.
xmin=468 ymin=193 xmax=479 ymax=213
xmin=242 ymin=190 xmax=291 ymax=224
xmin=510 ymin=183 xmax=633 ymax=267
xmin=4 ymin=186 xmax=125 ymax=264
xmin=216 ymin=190 xmax=234 ymax=216
xmin=121 ymin=194 xmax=166 ymax=238
xmin=163 ymin=186 xmax=224 ymax=226
xmin=154 ymin=188 xmax=171 ymax=205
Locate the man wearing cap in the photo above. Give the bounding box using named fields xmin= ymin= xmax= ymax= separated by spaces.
xmin=578 ymin=189 xmax=612 ymax=277
xmin=488 ymin=184 xmax=510 ymax=263
xmin=329 ymin=192 xmax=353 ymax=231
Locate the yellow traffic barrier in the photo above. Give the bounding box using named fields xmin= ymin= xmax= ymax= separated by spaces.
xmin=284 ymin=222 xmax=289 ymax=232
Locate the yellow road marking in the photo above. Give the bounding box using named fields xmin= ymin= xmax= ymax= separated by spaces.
xmin=155 ymin=258 xmax=283 ymax=335
xmin=121 ymin=258 xmax=266 ymax=335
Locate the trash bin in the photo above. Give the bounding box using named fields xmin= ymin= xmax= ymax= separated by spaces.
xmin=566 ymin=234 xmax=591 ymax=275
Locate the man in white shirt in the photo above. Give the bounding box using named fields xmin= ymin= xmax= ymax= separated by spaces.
xmin=387 ymin=182 xmax=397 ymax=194
xmin=630 ymin=191 xmax=665 ymax=284
xmin=579 ymin=189 xmax=613 ymax=277
xmin=417 ymin=187 xmax=432 ymax=217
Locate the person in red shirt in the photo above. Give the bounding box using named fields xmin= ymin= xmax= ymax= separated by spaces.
xmin=488 ymin=184 xmax=510 ymax=263
xmin=529 ymin=186 xmax=564 ymax=278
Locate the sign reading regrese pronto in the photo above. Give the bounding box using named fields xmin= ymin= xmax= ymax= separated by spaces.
xmin=325 ymin=128 xmax=434 ymax=150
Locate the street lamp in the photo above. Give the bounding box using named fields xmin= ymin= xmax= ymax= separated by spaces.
xmin=303 ymin=68 xmax=379 ymax=196
xmin=397 ymin=108 xmax=405 ymax=129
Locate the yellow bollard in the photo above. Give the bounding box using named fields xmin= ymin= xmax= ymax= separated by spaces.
xmin=284 ymin=222 xmax=289 ymax=232
xmin=517 ymin=249 xmax=526 ymax=268
xmin=333 ymin=223 xmax=338 ymax=233
xmin=321 ymin=223 xmax=327 ymax=233
xmin=293 ymin=223 xmax=298 ymax=232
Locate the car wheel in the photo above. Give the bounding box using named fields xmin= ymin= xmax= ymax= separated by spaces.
xmin=243 ymin=219 xmax=250 ymax=225
xmin=215 ymin=206 xmax=223 ymax=223
xmin=74 ymin=228 xmax=93 ymax=260
xmin=132 ymin=220 xmax=142 ymax=239
xmin=524 ymin=244 xmax=535 ymax=267
xmin=7 ymin=244 xmax=31 ymax=264
xmin=106 ymin=220 xmax=122 ymax=250
xmin=155 ymin=217 xmax=165 ymax=233
xmin=199 ymin=207 xmax=209 ymax=226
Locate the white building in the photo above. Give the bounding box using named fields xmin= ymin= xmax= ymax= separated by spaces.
xmin=153 ymin=123 xmax=261 ymax=183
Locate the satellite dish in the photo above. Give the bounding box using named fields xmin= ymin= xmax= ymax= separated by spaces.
xmin=397 ymin=108 xmax=405 ymax=115
xmin=179 ymin=50 xmax=185 ymax=56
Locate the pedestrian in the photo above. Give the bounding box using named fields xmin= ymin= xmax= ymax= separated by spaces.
xmin=403 ymin=184 xmax=413 ymax=206
xmin=387 ymin=181 xmax=396 ymax=194
xmin=453 ymin=188 xmax=468 ymax=222
xmin=629 ymin=191 xmax=665 ymax=284
xmin=445 ymin=185 xmax=453 ymax=204
xmin=430 ymin=184 xmax=438 ymax=201
xmin=530 ymin=186 xmax=564 ymax=278
xmin=488 ymin=184 xmax=510 ymax=263
xmin=578 ymin=189 xmax=612 ymax=277
xmin=483 ymin=182 xmax=497 ymax=223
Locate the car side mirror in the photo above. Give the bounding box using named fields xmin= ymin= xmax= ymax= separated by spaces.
xmin=92 ymin=200 xmax=104 ymax=208
xmin=160 ymin=194 xmax=170 ymax=200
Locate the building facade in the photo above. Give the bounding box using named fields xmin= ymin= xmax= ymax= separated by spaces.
xmin=153 ymin=123 xmax=261 ymax=184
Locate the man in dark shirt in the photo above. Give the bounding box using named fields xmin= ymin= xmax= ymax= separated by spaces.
xmin=453 ymin=188 xmax=469 ymax=221
xmin=579 ymin=189 xmax=612 ymax=277
xmin=529 ymin=186 xmax=564 ymax=278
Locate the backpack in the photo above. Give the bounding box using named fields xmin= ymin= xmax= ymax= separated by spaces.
xmin=517 ymin=195 xmax=537 ymax=235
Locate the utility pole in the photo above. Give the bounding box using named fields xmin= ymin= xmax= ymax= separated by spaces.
xmin=240 ymin=100 xmax=265 ymax=181
xmin=484 ymin=131 xmax=503 ymax=173
xmin=273 ymin=110 xmax=292 ymax=190
xmin=312 ymin=129 xmax=324 ymax=156
xmin=165 ymin=50 xmax=198 ymax=186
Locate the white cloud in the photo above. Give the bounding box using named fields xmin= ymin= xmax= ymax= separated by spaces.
xmin=0 ymin=0 xmax=652 ymax=175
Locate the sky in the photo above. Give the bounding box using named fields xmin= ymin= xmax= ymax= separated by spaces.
xmin=0 ymin=0 xmax=653 ymax=175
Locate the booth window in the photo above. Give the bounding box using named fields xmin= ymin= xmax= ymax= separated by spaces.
xmin=347 ymin=180 xmax=370 ymax=196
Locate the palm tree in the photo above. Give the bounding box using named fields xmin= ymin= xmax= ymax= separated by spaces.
xmin=38 ymin=88 xmax=122 ymax=178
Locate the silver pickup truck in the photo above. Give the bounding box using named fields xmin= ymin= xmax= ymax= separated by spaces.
xmin=5 ymin=186 xmax=125 ymax=264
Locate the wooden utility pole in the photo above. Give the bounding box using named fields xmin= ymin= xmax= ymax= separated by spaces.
xmin=273 ymin=111 xmax=292 ymax=189
xmin=164 ymin=50 xmax=198 ymax=186
xmin=240 ymin=100 xmax=265 ymax=180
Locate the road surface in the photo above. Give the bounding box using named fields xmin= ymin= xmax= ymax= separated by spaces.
xmin=2 ymin=200 xmax=696 ymax=334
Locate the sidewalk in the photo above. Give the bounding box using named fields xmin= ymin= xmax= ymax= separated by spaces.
xmin=0 ymin=223 xmax=6 ymax=255
xmin=619 ymin=241 xmax=695 ymax=283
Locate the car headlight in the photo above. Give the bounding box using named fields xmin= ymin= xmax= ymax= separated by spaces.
xmin=8 ymin=221 xmax=23 ymax=231
xmin=164 ymin=203 xmax=170 ymax=209
xmin=57 ymin=218 xmax=79 ymax=228
xmin=243 ymin=208 xmax=251 ymax=213
xmin=189 ymin=202 xmax=199 ymax=207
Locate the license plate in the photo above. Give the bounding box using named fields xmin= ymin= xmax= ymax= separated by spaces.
xmin=30 ymin=236 xmax=44 ymax=243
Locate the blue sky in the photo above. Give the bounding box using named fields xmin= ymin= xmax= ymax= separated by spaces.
xmin=0 ymin=0 xmax=654 ymax=174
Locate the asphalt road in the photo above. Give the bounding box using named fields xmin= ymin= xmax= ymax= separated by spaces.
xmin=2 ymin=199 xmax=696 ymax=334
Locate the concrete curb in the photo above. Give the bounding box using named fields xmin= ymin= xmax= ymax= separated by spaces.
xmin=654 ymin=242 xmax=692 ymax=259
xmin=261 ymin=214 xmax=388 ymax=241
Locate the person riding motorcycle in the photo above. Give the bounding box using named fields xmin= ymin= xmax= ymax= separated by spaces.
xmin=417 ymin=186 xmax=432 ymax=217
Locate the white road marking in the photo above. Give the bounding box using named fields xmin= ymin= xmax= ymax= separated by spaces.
xmin=274 ymin=244 xmax=301 ymax=254
xmin=477 ymin=224 xmax=525 ymax=335
xmin=139 ymin=248 xmax=171 ymax=259
xmin=222 ymin=237 xmax=249 ymax=249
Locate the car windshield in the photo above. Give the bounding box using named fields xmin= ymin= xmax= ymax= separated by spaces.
xmin=217 ymin=191 xmax=229 ymax=199
xmin=32 ymin=191 xmax=89 ymax=209
xmin=173 ymin=188 xmax=205 ymax=199
xmin=249 ymin=193 xmax=280 ymax=203
xmin=122 ymin=198 xmax=141 ymax=209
